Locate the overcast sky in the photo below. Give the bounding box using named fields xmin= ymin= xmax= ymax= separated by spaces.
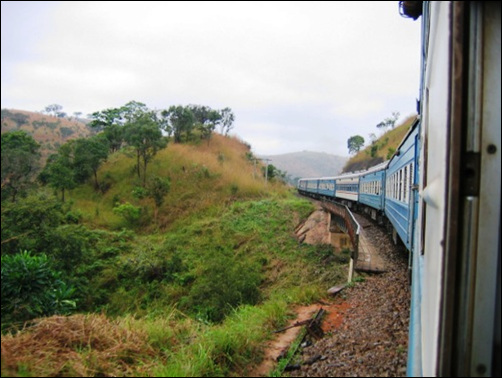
xmin=1 ymin=1 xmax=421 ymax=156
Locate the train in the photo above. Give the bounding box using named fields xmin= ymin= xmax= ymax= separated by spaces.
xmin=298 ymin=2 xmax=500 ymax=377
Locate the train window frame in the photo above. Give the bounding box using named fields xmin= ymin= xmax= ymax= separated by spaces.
xmin=404 ymin=166 xmax=408 ymax=202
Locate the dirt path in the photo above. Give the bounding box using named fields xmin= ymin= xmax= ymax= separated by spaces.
xmin=248 ymin=305 xmax=320 ymax=377
xmin=248 ymin=301 xmax=351 ymax=377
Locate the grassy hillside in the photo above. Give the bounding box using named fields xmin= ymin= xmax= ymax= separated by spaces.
xmin=1 ymin=132 xmax=348 ymax=377
xmin=343 ymin=115 xmax=417 ymax=173
xmin=1 ymin=109 xmax=93 ymax=161
xmin=71 ymin=133 xmax=284 ymax=231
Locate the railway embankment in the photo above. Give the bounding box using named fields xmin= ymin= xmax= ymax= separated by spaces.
xmin=285 ymin=211 xmax=410 ymax=377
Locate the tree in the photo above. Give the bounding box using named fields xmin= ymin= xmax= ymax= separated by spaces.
xmin=39 ymin=143 xmax=76 ymax=202
xmin=124 ymin=112 xmax=167 ymax=185
xmin=72 ymin=135 xmax=109 ymax=188
xmin=347 ymin=135 xmax=365 ymax=154
xmin=219 ymin=107 xmax=235 ymax=135
xmin=89 ymin=107 xmax=126 ymax=152
xmin=262 ymin=164 xmax=286 ymax=182
xmin=43 ymin=104 xmax=63 ymax=117
xmin=161 ymin=106 xmax=195 ymax=143
xmin=376 ymin=111 xmax=400 ymax=130
xmin=121 ymin=100 xmax=148 ymax=122
xmin=1 ymin=131 xmax=41 ymax=202
xmin=188 ymin=105 xmax=222 ymax=144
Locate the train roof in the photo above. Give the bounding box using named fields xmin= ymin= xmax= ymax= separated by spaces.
xmin=360 ymin=160 xmax=390 ymax=175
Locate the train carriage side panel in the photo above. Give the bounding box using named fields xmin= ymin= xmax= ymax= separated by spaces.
xmin=335 ymin=173 xmax=360 ymax=202
xmin=318 ymin=177 xmax=336 ymax=198
xmin=297 ymin=179 xmax=307 ymax=194
xmin=359 ymin=161 xmax=388 ymax=211
xmin=384 ymin=122 xmax=419 ymax=251
xmin=410 ymin=2 xmax=501 ymax=377
xmin=305 ymin=178 xmax=320 ymax=196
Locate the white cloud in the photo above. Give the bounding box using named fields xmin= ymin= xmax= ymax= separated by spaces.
xmin=1 ymin=1 xmax=421 ymax=156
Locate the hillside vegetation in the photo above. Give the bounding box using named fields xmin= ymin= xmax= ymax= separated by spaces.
xmin=1 ymin=109 xmax=93 ymax=161
xmin=343 ymin=115 xmax=417 ymax=173
xmin=1 ymin=123 xmax=348 ymax=376
xmin=71 ymin=133 xmax=275 ymax=231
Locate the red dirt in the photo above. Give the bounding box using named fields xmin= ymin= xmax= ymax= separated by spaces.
xmin=321 ymin=301 xmax=351 ymax=333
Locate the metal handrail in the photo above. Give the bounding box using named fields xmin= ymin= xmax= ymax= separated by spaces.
xmin=321 ymin=200 xmax=360 ymax=281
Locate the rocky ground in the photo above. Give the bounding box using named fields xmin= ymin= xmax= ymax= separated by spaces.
xmin=287 ymin=212 xmax=410 ymax=377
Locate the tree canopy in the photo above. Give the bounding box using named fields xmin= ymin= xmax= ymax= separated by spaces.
xmin=39 ymin=143 xmax=77 ymax=202
xmin=1 ymin=130 xmax=41 ymax=201
xmin=124 ymin=111 xmax=167 ymax=186
xmin=347 ymin=135 xmax=365 ymax=154
xmin=376 ymin=112 xmax=400 ymax=130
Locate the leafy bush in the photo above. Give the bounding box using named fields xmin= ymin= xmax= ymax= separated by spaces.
xmin=132 ymin=186 xmax=148 ymax=199
xmin=186 ymin=249 xmax=261 ymax=323
xmin=45 ymin=224 xmax=94 ymax=271
xmin=113 ymin=202 xmax=141 ymax=227
xmin=1 ymin=194 xmax=65 ymax=254
xmin=1 ymin=251 xmax=76 ymax=327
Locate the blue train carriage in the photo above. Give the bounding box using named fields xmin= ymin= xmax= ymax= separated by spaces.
xmin=358 ymin=160 xmax=389 ymax=221
xmin=297 ymin=178 xmax=308 ymax=194
xmin=404 ymin=2 xmax=500 ymax=376
xmin=298 ymin=177 xmax=320 ymax=197
xmin=334 ymin=171 xmax=361 ymax=206
xmin=384 ymin=120 xmax=419 ymax=250
xmin=317 ymin=177 xmax=336 ymax=199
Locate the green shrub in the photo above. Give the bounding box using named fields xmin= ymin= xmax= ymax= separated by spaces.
xmin=186 ymin=249 xmax=261 ymax=323
xmin=1 ymin=194 xmax=64 ymax=254
xmin=113 ymin=202 xmax=141 ymax=227
xmin=1 ymin=251 xmax=76 ymax=327
xmin=132 ymin=186 xmax=148 ymax=199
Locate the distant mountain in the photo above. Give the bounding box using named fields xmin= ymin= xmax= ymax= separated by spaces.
xmin=1 ymin=109 xmax=94 ymax=161
xmin=260 ymin=151 xmax=347 ymax=183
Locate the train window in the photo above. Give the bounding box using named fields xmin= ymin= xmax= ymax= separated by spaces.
xmin=399 ymin=170 xmax=403 ymax=202
xmin=391 ymin=175 xmax=394 ymax=199
xmin=396 ymin=172 xmax=399 ymax=201
xmin=410 ymin=163 xmax=414 ymax=186
xmin=395 ymin=174 xmax=398 ymax=199
xmin=404 ymin=166 xmax=408 ymax=202
xmin=393 ymin=175 xmax=396 ymax=200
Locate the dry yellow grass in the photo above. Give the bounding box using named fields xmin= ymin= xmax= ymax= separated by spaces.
xmin=69 ymin=133 xmax=287 ymax=230
xmin=1 ymin=109 xmax=93 ymax=162
xmin=343 ymin=115 xmax=417 ymax=172
xmin=1 ymin=314 xmax=155 ymax=377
